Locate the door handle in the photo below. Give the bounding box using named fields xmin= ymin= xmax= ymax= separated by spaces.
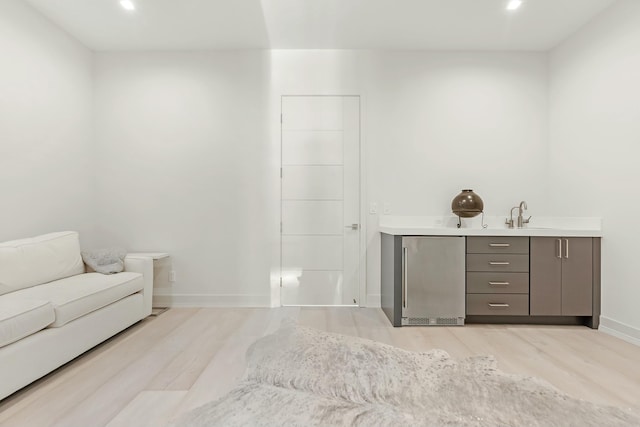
xmin=402 ymin=247 xmax=408 ymax=309
xmin=557 ymin=239 xmax=562 ymax=258
xmin=345 ymin=224 xmax=359 ymax=230
xmin=564 ymin=239 xmax=569 ymax=258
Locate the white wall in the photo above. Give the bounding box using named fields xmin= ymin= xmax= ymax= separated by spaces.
xmin=94 ymin=49 xmax=549 ymax=306
xmin=93 ymin=51 xmax=274 ymax=306
xmin=0 ymin=0 xmax=93 ymax=243
xmin=363 ymin=51 xmax=549 ymax=302
xmin=549 ymin=0 xmax=640 ymax=342
xmin=271 ymin=50 xmax=548 ymax=304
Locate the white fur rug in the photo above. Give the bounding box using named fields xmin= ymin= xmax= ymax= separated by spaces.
xmin=175 ymin=323 xmax=640 ymax=426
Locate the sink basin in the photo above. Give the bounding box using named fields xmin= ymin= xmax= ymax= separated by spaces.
xmin=484 ymin=226 xmax=552 ymax=231
xmin=499 ymin=226 xmax=552 ymax=230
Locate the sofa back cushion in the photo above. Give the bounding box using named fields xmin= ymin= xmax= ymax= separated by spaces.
xmin=0 ymin=231 xmax=84 ymax=296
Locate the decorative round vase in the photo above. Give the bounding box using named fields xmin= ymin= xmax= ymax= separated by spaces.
xmin=451 ymin=189 xmax=484 ymax=218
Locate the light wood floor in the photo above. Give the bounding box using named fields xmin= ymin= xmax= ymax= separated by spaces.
xmin=1 ymin=307 xmax=639 ymax=426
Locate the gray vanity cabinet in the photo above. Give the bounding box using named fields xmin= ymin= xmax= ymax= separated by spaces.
xmin=383 ymin=232 xmax=601 ymax=329
xmin=530 ymin=237 xmax=593 ymax=317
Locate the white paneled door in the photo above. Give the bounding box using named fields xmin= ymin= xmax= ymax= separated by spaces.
xmin=281 ymin=96 xmax=360 ymax=306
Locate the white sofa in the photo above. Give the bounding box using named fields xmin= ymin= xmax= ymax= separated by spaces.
xmin=0 ymin=231 xmax=153 ymax=400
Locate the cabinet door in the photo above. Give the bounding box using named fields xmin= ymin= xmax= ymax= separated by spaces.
xmin=561 ymin=238 xmax=593 ymax=315
xmin=530 ymin=237 xmax=562 ymax=315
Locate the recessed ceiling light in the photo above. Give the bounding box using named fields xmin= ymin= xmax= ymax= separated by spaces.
xmin=506 ymin=0 xmax=523 ymax=11
xmin=120 ymin=0 xmax=135 ymax=11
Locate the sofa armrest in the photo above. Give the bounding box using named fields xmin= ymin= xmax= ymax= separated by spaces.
xmin=124 ymin=255 xmax=153 ymax=317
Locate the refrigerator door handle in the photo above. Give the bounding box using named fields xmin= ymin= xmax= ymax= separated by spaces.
xmin=402 ymin=247 xmax=408 ymax=309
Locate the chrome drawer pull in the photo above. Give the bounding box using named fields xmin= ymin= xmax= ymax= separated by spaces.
xmin=489 ymin=281 xmax=510 ymax=286
xmin=488 ymin=303 xmax=510 ymax=308
xmin=489 ymin=243 xmax=510 ymax=247
xmin=489 ymin=261 xmax=510 ymax=265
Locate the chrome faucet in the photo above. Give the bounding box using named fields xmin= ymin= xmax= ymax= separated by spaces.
xmin=505 ymin=201 xmax=531 ymax=228
xmin=517 ymin=201 xmax=530 ymax=228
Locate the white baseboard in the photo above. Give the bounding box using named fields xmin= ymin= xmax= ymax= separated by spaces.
xmin=366 ymin=294 xmax=381 ymax=308
xmin=153 ymin=293 xmax=271 ymax=308
xmin=154 ymin=293 xmax=382 ymax=309
xmin=599 ymin=316 xmax=640 ymax=347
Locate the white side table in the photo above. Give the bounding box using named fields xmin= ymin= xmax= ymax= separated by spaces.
xmin=129 ymin=252 xmax=170 ymax=315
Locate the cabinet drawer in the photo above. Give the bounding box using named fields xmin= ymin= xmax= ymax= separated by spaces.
xmin=466 ymin=254 xmax=529 ymax=272
xmin=466 ymin=294 xmax=529 ymax=316
xmin=466 ymin=272 xmax=529 ymax=294
xmin=467 ymin=237 xmax=529 ymax=254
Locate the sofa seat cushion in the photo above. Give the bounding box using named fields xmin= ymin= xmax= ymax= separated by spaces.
xmin=9 ymin=272 xmax=144 ymax=327
xmin=0 ymin=299 xmax=55 ymax=348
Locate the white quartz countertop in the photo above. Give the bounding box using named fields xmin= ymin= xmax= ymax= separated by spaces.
xmin=379 ymin=216 xmax=602 ymax=237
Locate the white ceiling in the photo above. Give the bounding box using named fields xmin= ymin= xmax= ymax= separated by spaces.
xmin=26 ymin=0 xmax=616 ymax=51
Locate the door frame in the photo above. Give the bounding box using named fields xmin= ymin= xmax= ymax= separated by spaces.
xmin=279 ymin=94 xmax=367 ymax=307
